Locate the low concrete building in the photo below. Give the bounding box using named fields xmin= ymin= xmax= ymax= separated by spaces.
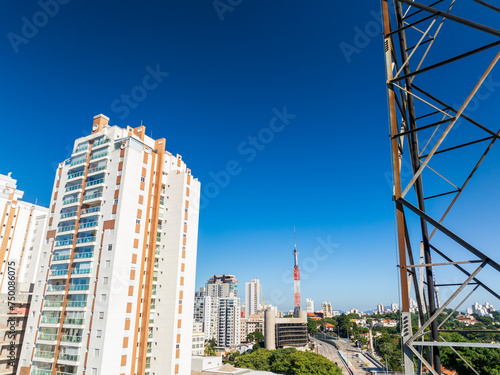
xmin=240 ymin=314 xmax=264 ymax=343
xmin=264 ymin=308 xmax=308 ymax=350
xmin=193 ymin=331 xmax=205 ymax=356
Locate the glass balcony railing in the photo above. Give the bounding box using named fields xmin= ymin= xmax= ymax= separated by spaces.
xmin=93 ymin=138 xmax=110 ymax=147
xmin=59 ymin=353 xmax=80 ymax=362
xmin=90 ymin=151 xmax=108 ymax=160
xmin=47 ymin=285 xmax=66 ymax=292
xmin=52 ymin=254 xmax=70 ymax=261
xmin=38 ymin=333 xmax=58 ymax=341
xmin=55 ymin=240 xmax=72 ymax=247
xmin=72 ymin=268 xmax=91 ymax=274
xmin=50 ymin=270 xmax=69 ymax=276
xmin=61 ymin=335 xmax=82 ymax=343
xmin=76 ymin=237 xmax=96 ymax=244
xmin=79 ymin=221 xmax=98 ymax=229
xmin=81 ymin=206 xmax=100 ymax=215
xmin=74 ymin=252 xmax=93 ymax=259
xmin=74 ymin=145 xmax=89 ymax=153
xmin=41 ymin=317 xmax=60 ymax=324
xmin=57 ymin=226 xmax=75 ymax=233
xmin=69 ymin=159 xmax=86 ymax=167
xmin=67 ymin=171 xmax=84 ymax=180
xmin=64 ymin=318 xmax=84 ymax=325
xmin=86 ymin=178 xmax=104 ymax=187
xmin=87 ymin=165 xmax=106 ymax=174
xmin=83 ymin=193 xmax=102 ymax=201
xmin=31 ymin=368 xmax=52 ymax=375
xmin=69 ymin=284 xmax=89 ymax=291
xmin=44 ymin=301 xmax=64 ymax=307
xmin=66 ymin=301 xmax=87 ymax=307
xmin=62 ymin=198 xmax=79 ymax=206
xmin=56 ymin=372 xmax=78 ymax=375
xmin=60 ymin=211 xmax=77 ymax=219
xmin=65 ymin=185 xmax=82 ymax=192
xmin=35 ymin=350 xmax=54 ymax=358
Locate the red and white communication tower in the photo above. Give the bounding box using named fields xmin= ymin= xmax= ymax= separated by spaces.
xmin=293 ymin=229 xmax=301 ymax=316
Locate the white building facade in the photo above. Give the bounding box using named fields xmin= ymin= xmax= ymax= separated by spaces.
xmin=245 ymin=279 xmax=261 ymax=317
xmin=306 ymin=298 xmax=314 ymax=313
xmin=17 ymin=114 xmax=200 ymax=375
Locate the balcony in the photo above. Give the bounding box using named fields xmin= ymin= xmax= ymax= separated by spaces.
xmin=60 ymin=211 xmax=77 ymax=219
xmin=49 ymin=269 xmax=69 ymax=277
xmin=90 ymin=151 xmax=108 ymax=161
xmin=65 ymin=185 xmax=82 ymax=193
xmin=69 ymin=158 xmax=86 ymax=167
xmin=93 ymin=138 xmax=110 ymax=147
xmin=72 ymin=268 xmax=91 ymax=275
xmin=61 ymin=335 xmax=82 ymax=343
xmin=55 ymin=240 xmax=72 ymax=247
xmin=85 ymin=178 xmax=104 ymax=188
xmin=40 ymin=317 xmax=61 ymax=324
xmin=46 ymin=285 xmax=66 ymax=292
xmin=35 ymin=350 xmax=54 ymax=359
xmin=73 ymin=252 xmax=93 ymax=260
xmin=80 ymin=206 xmax=100 ymax=216
xmin=78 ymin=221 xmax=98 ymax=230
xmin=58 ymin=353 xmax=80 ymax=362
xmin=67 ymin=171 xmax=84 ymax=180
xmin=66 ymin=301 xmax=87 ymax=308
xmin=44 ymin=301 xmax=64 ymax=308
xmin=56 ymin=372 xmax=78 ymax=375
xmin=76 ymin=237 xmax=96 ymax=244
xmin=83 ymin=192 xmax=102 ymax=202
xmin=64 ymin=318 xmax=84 ymax=325
xmin=87 ymin=165 xmax=106 ymax=175
xmin=73 ymin=145 xmax=89 ymax=154
xmin=37 ymin=333 xmax=58 ymax=342
xmin=31 ymin=368 xmax=52 ymax=375
xmin=62 ymin=198 xmax=79 ymax=206
xmin=52 ymin=254 xmax=71 ymax=261
xmin=69 ymin=284 xmax=89 ymax=291
xmin=57 ymin=225 xmax=75 ymax=234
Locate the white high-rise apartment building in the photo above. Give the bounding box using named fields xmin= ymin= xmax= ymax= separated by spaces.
xmin=306 ymin=298 xmax=314 ymax=313
xmin=377 ymin=303 xmax=385 ymax=314
xmin=18 ymin=114 xmax=200 ymax=375
xmin=0 ymin=173 xmax=48 ymax=375
xmin=245 ymin=279 xmax=261 ymax=317
xmin=391 ymin=303 xmax=399 ymax=313
xmin=322 ymin=301 xmax=332 ymax=318
xmin=206 ymin=275 xmax=238 ymax=298
xmin=218 ymin=297 xmax=241 ymax=347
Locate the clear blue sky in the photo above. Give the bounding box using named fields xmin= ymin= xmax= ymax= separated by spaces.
xmin=1 ymin=0 xmax=499 ymax=312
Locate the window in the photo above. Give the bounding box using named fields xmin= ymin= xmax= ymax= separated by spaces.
xmin=103 ymin=277 xmax=108 ymax=285
xmin=105 ymin=260 xmax=110 ymax=268
xmin=108 ymin=244 xmax=112 ymax=251
xmin=94 ymin=348 xmax=99 ymax=357
xmin=92 ymin=369 xmax=97 ymax=375
xmin=136 ymin=219 xmax=140 ymax=224
xmin=101 ymin=294 xmax=106 ymax=302
xmin=99 ymin=312 xmax=104 ymax=319
xmin=114 ymin=199 xmax=118 ymax=204
xmin=141 ymin=176 xmax=145 ymax=182
xmin=96 ymin=330 xmax=102 ymax=338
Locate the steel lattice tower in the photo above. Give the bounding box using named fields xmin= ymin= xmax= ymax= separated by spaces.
xmin=382 ymin=0 xmax=500 ymax=374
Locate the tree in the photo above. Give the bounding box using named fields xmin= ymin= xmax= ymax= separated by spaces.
xmin=247 ymin=330 xmax=265 ymax=343
xmin=204 ymin=338 xmax=216 ymax=356
xmin=307 ymin=318 xmax=318 ymax=334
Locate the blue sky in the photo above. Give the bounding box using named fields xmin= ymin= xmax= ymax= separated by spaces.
xmin=1 ymin=0 xmax=499 ymax=312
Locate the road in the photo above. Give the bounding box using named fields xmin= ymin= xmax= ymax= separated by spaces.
xmin=312 ymin=337 xmax=385 ymax=375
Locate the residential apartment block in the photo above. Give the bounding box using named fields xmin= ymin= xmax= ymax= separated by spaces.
xmin=17 ymin=114 xmax=200 ymax=375
xmin=0 ymin=173 xmax=49 ymax=375
xmin=244 ymin=279 xmax=260 ymax=318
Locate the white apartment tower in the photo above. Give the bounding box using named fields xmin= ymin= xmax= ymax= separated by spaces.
xmin=17 ymin=115 xmax=200 ymax=375
xmin=321 ymin=301 xmax=333 ymax=318
xmin=218 ymin=297 xmax=241 ymax=347
xmin=244 ymin=279 xmax=261 ymax=317
xmin=306 ymin=298 xmax=314 ymax=313
xmin=0 ymin=173 xmax=49 ymax=375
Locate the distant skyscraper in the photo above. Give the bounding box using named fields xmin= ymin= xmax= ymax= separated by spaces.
xmin=206 ymin=274 xmax=238 ymax=298
xmin=18 ymin=115 xmax=201 ymax=375
xmin=391 ymin=303 xmax=399 ymax=313
xmin=306 ymin=298 xmax=314 ymax=313
xmin=377 ymin=303 xmax=385 ymax=314
xmin=245 ymin=279 xmax=261 ymax=317
xmin=322 ymin=302 xmax=333 ymax=318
